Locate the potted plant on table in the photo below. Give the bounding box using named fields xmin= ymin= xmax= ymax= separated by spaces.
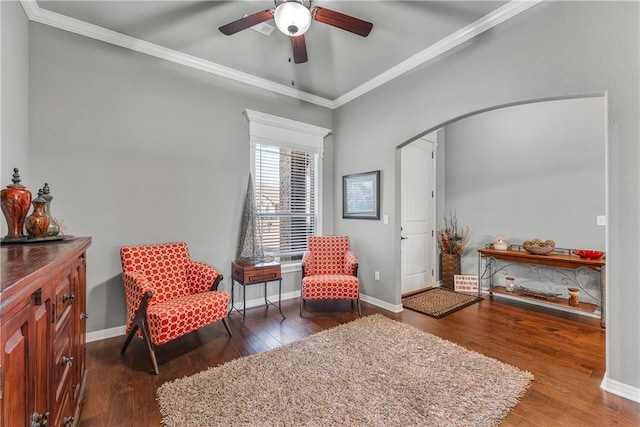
xmin=437 ymin=211 xmax=470 ymax=289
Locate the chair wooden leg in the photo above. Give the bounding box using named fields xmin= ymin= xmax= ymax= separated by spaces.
xmin=356 ymin=298 xmax=362 ymax=317
xmin=222 ymin=317 xmax=233 ymax=338
xmin=300 ymin=297 xmax=304 ymax=317
xmin=138 ymin=319 xmax=159 ymax=375
xmin=120 ymin=324 xmax=138 ymax=355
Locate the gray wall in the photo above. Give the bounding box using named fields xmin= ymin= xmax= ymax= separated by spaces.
xmin=27 ymin=23 xmax=333 ymax=333
xmin=1 ymin=0 xmax=31 ymax=229
xmin=443 ymin=97 xmax=605 ymax=274
xmin=333 ymin=1 xmax=639 ymax=390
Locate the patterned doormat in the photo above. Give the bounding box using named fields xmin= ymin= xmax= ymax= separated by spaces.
xmin=402 ymin=287 xmax=482 ymax=319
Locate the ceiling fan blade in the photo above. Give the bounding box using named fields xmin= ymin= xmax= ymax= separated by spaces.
xmin=290 ymin=35 xmax=308 ymax=64
xmin=219 ymin=10 xmax=273 ymax=35
xmin=312 ymin=7 xmax=373 ymax=37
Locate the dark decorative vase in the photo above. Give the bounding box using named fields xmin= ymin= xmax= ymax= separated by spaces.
xmin=1 ymin=168 xmax=32 ymax=241
xmin=25 ymin=196 xmax=50 ymax=238
xmin=40 ymin=183 xmax=60 ymax=237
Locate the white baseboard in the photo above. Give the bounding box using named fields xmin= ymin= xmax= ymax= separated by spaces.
xmin=87 ymin=325 xmax=126 ymax=343
xmin=601 ymin=374 xmax=640 ymax=403
xmin=360 ymin=293 xmax=403 ymax=313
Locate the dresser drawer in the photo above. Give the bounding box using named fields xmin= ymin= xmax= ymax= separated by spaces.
xmin=53 ymin=312 xmax=73 ymax=408
xmin=232 ymin=261 xmax=281 ymax=284
xmin=54 ymin=270 xmax=74 ymax=325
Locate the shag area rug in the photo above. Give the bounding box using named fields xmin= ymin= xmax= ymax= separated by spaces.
xmin=402 ymin=287 xmax=483 ymax=319
xmin=157 ymin=314 xmax=533 ymax=427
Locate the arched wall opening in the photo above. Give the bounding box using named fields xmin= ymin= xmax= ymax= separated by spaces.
xmin=397 ymin=94 xmax=607 ymax=311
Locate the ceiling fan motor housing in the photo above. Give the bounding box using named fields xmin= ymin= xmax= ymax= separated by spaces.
xmin=274 ymin=0 xmax=312 ymax=36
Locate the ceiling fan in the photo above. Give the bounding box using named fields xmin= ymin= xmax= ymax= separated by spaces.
xmin=218 ymin=0 xmax=373 ymax=64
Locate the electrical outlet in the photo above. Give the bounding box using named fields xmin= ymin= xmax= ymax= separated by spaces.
xmin=596 ymin=215 xmax=606 ymax=226
xmin=374 ymin=271 xmax=380 ymax=281
xmin=383 ymin=215 xmax=389 ymax=224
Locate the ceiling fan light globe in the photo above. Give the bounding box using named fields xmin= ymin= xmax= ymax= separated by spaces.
xmin=274 ymin=2 xmax=311 ymax=36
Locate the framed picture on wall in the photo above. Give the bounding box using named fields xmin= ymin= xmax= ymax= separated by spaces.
xmin=343 ymin=170 xmax=380 ymax=220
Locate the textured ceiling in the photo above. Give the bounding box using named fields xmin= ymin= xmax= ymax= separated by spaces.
xmin=36 ymin=1 xmax=510 ymax=102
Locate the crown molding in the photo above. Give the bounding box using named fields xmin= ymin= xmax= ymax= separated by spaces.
xmin=19 ymin=0 xmax=334 ymax=108
xmin=20 ymin=0 xmax=541 ymax=110
xmin=332 ymin=0 xmax=543 ymax=108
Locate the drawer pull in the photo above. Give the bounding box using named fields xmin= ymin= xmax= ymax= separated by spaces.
xmin=62 ymin=416 xmax=75 ymax=425
xmin=30 ymin=411 xmax=50 ymax=427
xmin=62 ymin=294 xmax=75 ymax=303
xmin=80 ymin=312 xmax=89 ymax=321
xmin=61 ymin=355 xmax=74 ymax=366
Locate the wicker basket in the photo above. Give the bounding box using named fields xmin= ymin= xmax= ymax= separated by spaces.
xmin=441 ymin=253 xmax=461 ymax=289
xmin=522 ymin=240 xmax=555 ymax=255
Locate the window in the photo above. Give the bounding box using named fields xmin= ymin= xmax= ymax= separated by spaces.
xmin=244 ymin=110 xmax=331 ymax=264
xmin=254 ymin=144 xmax=317 ymax=261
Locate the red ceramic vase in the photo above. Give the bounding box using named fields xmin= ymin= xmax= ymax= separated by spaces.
xmin=1 ymin=168 xmax=32 ymax=240
xmin=25 ymin=197 xmax=50 ymax=238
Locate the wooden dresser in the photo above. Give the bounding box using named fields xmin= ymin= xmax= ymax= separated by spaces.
xmin=1 ymin=237 xmax=91 ymax=427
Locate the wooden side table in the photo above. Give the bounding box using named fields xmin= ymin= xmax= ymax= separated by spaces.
xmin=229 ymin=261 xmax=285 ymax=329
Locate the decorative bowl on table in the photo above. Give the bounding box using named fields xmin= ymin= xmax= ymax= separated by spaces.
xmin=522 ymin=239 xmax=555 ymax=255
xmin=574 ymin=249 xmax=604 ymax=259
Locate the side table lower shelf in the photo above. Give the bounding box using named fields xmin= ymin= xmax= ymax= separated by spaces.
xmin=229 ymin=261 xmax=285 ymax=330
xmin=489 ymin=286 xmax=599 ymax=315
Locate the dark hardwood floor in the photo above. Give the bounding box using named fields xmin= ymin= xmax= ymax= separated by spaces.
xmin=79 ymin=296 xmax=640 ymax=426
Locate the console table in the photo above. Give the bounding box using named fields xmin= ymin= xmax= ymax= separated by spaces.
xmin=229 ymin=261 xmax=285 ymax=330
xmin=478 ymin=247 xmax=606 ymax=328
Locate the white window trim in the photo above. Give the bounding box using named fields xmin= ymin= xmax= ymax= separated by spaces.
xmin=243 ymin=109 xmax=331 ymax=267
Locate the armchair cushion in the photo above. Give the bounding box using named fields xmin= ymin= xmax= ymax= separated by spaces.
xmin=305 ymin=235 xmax=352 ymax=275
xmin=121 ymin=242 xmax=190 ymax=304
xmin=302 ymin=274 xmax=359 ymax=300
xmin=147 ymin=291 xmax=229 ymax=345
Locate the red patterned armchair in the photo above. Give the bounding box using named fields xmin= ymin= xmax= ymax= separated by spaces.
xmin=300 ymin=236 xmax=360 ymax=316
xmin=120 ymin=242 xmax=231 ymax=374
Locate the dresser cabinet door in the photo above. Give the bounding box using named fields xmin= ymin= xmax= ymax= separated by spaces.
xmin=1 ymin=305 xmax=30 ymax=426
xmin=71 ymin=255 xmax=87 ymax=402
xmin=1 ymin=287 xmax=52 ymax=427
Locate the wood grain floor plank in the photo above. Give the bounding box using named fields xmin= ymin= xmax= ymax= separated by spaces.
xmin=80 ymin=296 xmax=639 ymax=426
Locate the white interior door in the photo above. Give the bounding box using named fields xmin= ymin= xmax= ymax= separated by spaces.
xmin=401 ymin=136 xmax=436 ymax=295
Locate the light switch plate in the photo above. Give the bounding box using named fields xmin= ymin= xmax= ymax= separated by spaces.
xmin=596 ymin=215 xmax=606 ymax=226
